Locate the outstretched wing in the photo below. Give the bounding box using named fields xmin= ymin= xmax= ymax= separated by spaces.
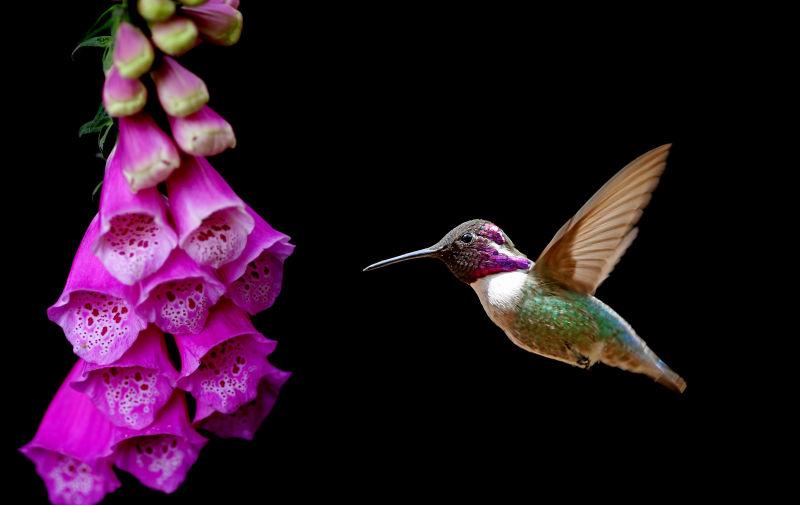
xmin=533 ymin=144 xmax=671 ymax=294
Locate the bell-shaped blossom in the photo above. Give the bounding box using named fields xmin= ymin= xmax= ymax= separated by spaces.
xmin=150 ymin=16 xmax=199 ymax=56
xmin=137 ymin=0 xmax=176 ymax=22
xmin=102 ymin=67 xmax=147 ymax=117
xmin=175 ymin=300 xmax=277 ymax=421
xmin=21 ymin=362 xmax=120 ymax=505
xmin=137 ymin=248 xmax=226 ymax=334
xmin=112 ymin=392 xmax=206 ymax=493
xmin=168 ymin=105 xmax=236 ymax=156
xmin=219 ymin=207 xmax=294 ymax=314
xmin=93 ymin=145 xmax=177 ymax=285
xmin=112 ymin=22 xmax=154 ymax=79
xmin=48 ymin=216 xmax=148 ymax=365
xmin=151 ymin=56 xmax=209 ymax=117
xmin=71 ymin=326 xmax=179 ymax=430
xmin=183 ymin=2 xmax=243 ymax=46
xmin=167 ymin=156 xmax=254 ymax=267
xmin=117 ymin=113 xmax=181 ymax=192
xmin=197 ymin=364 xmax=290 ymax=440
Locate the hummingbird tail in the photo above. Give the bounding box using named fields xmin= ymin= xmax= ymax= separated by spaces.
xmin=653 ymin=364 xmax=687 ymax=394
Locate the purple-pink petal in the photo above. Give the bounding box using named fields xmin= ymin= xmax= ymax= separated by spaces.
xmin=94 ymin=144 xmax=177 ymax=285
xmin=198 ymin=364 xmax=291 ymax=440
xmin=167 ymin=156 xmax=254 ymax=267
xmin=48 ymin=216 xmax=148 ymax=365
xmin=137 ymin=248 xmax=226 ymax=334
xmin=21 ymin=362 xmax=120 ymax=504
xmin=151 ymin=56 xmax=209 ymax=117
xmin=219 ymin=206 xmax=294 ymax=314
xmin=168 ymin=104 xmax=236 ymax=156
xmin=71 ymin=326 xmax=178 ymax=430
xmin=117 ymin=113 xmax=181 ymax=192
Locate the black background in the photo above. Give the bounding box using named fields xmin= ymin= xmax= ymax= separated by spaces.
xmin=8 ymin=2 xmax=772 ymax=502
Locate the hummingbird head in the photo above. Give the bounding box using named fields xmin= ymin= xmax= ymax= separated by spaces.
xmin=364 ymin=219 xmax=532 ymax=284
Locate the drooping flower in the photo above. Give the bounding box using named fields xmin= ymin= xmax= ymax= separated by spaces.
xmin=112 ymin=22 xmax=154 ymax=79
xmin=197 ymin=365 xmax=291 ymax=440
xmin=167 ymin=155 xmax=255 ymax=267
xmin=48 ymin=216 xmax=148 ymax=365
xmin=137 ymin=0 xmax=176 ymax=22
xmin=93 ymin=144 xmax=177 ymax=285
xmin=168 ymin=105 xmax=236 ymax=156
xmin=219 ymin=206 xmax=294 ymax=314
xmin=117 ymin=113 xmax=181 ymax=192
xmin=137 ymin=248 xmax=226 ymax=334
xmin=183 ymin=2 xmax=243 ymax=46
xmin=175 ymin=299 xmax=278 ymax=421
xmin=102 ymin=67 xmax=147 ymax=117
xmin=150 ymin=16 xmax=199 ymax=56
xmin=21 ymin=362 xmax=120 ymax=505
xmin=71 ymin=326 xmax=179 ymax=430
xmin=151 ymin=56 xmax=209 ymax=117
xmin=112 ymin=392 xmax=207 ymax=493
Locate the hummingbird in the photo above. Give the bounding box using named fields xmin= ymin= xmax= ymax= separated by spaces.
xmin=364 ymin=144 xmax=685 ymax=392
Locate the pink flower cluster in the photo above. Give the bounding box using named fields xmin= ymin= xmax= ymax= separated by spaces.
xmin=23 ymin=2 xmax=293 ymax=503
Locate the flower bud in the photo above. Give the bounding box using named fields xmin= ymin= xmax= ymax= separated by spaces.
xmin=183 ymin=3 xmax=243 ymax=46
xmin=112 ymin=22 xmax=154 ymax=78
xmin=150 ymin=16 xmax=199 ymax=56
xmin=137 ymin=0 xmax=176 ymax=22
xmin=103 ymin=67 xmax=147 ymax=117
xmin=169 ymin=105 xmax=236 ymax=156
xmin=151 ymin=56 xmax=209 ymax=117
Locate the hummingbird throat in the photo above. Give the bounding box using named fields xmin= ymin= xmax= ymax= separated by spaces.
xmin=456 ymin=243 xmax=531 ymax=284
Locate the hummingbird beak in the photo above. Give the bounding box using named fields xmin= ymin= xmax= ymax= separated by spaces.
xmin=363 ymin=247 xmax=439 ymax=272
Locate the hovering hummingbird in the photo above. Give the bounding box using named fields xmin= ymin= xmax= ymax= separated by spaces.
xmin=364 ymin=144 xmax=685 ymax=392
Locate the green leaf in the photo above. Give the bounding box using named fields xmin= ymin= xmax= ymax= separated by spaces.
xmin=92 ymin=180 xmax=104 ymax=199
xmin=98 ymin=122 xmax=115 ymax=153
xmin=72 ymin=35 xmax=113 ymax=58
xmin=79 ymin=105 xmax=112 ymax=137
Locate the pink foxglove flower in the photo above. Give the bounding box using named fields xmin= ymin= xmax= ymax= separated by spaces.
xmin=198 ymin=365 xmax=291 ymax=440
xmin=175 ymin=300 xmax=278 ymax=421
xmin=137 ymin=248 xmax=226 ymax=334
xmin=102 ymin=67 xmax=147 ymax=117
xmin=48 ymin=216 xmax=148 ymax=365
xmin=151 ymin=56 xmax=209 ymax=117
xmin=167 ymin=156 xmax=255 ymax=267
xmin=113 ymin=392 xmax=207 ymax=493
xmin=21 ymin=362 xmax=120 ymax=505
xmin=117 ymin=113 xmax=181 ymax=192
xmin=168 ymin=105 xmax=236 ymax=156
xmin=137 ymin=0 xmax=176 ymax=22
xmin=112 ymin=22 xmax=154 ymax=79
xmin=184 ymin=2 xmax=243 ymax=46
xmin=94 ymin=145 xmax=177 ymax=285
xmin=219 ymin=206 xmax=294 ymax=314
xmin=150 ymin=16 xmax=199 ymax=56
xmin=71 ymin=326 xmax=179 ymax=430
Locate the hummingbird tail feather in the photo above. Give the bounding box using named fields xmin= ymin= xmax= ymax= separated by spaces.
xmin=654 ymin=365 xmax=687 ymax=394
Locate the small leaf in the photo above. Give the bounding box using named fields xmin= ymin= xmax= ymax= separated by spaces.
xmin=79 ymin=105 xmax=112 ymax=137
xmin=92 ymin=180 xmax=104 ymax=199
xmin=98 ymin=122 xmax=115 ymax=153
xmin=72 ymin=35 xmax=113 ymax=58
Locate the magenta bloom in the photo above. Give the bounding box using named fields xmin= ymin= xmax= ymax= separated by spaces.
xmin=21 ymin=362 xmax=120 ymax=505
xmin=117 ymin=113 xmax=181 ymax=192
xmin=48 ymin=216 xmax=148 ymax=365
xmin=167 ymin=156 xmax=254 ymax=267
xmin=151 ymin=56 xmax=209 ymax=117
xmin=150 ymin=16 xmax=199 ymax=57
xmin=94 ymin=145 xmax=177 ymax=285
xmin=219 ymin=207 xmax=294 ymax=314
xmin=137 ymin=248 xmax=226 ymax=334
xmin=168 ymin=105 xmax=236 ymax=156
xmin=184 ymin=2 xmax=243 ymax=46
xmin=72 ymin=326 xmax=178 ymax=430
xmin=175 ymin=299 xmax=277 ymax=421
xmin=198 ymin=365 xmax=290 ymax=440
xmin=112 ymin=392 xmax=207 ymax=493
xmin=112 ymin=22 xmax=154 ymax=79
xmin=102 ymin=66 xmax=147 ymax=117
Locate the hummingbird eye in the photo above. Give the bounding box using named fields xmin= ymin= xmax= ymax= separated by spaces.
xmin=459 ymin=232 xmax=474 ymax=244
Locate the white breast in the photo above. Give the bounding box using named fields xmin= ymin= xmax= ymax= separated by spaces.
xmin=470 ymin=271 xmax=530 ymax=329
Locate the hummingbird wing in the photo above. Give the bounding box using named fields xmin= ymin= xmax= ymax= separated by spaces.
xmin=533 ymin=144 xmax=671 ymax=294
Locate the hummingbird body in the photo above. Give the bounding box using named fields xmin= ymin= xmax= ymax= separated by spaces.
xmin=365 ymin=144 xmax=686 ymax=392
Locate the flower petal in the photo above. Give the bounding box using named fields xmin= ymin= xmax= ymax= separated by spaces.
xmin=137 ymin=248 xmax=226 ymax=334
xmin=197 ymin=365 xmax=290 ymax=440
xmin=113 ymin=22 xmax=154 ymax=78
xmin=112 ymin=392 xmax=206 ymax=493
xmin=151 ymin=56 xmax=209 ymax=117
xmin=167 ymin=156 xmax=254 ymax=267
xmin=48 ymin=216 xmax=147 ymax=365
xmin=94 ymin=144 xmax=178 ymax=285
xmin=219 ymin=207 xmax=294 ymax=314
xmin=117 ymin=113 xmax=181 ymax=192
xmin=168 ymin=105 xmax=236 ymax=156
xmin=183 ymin=3 xmax=243 ymax=46
xmin=150 ymin=16 xmax=199 ymax=57
xmin=21 ymin=362 xmax=120 ymax=505
xmin=175 ymin=299 xmax=276 ymax=420
xmin=103 ymin=67 xmax=147 ymax=117
xmin=71 ymin=326 xmax=178 ymax=430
